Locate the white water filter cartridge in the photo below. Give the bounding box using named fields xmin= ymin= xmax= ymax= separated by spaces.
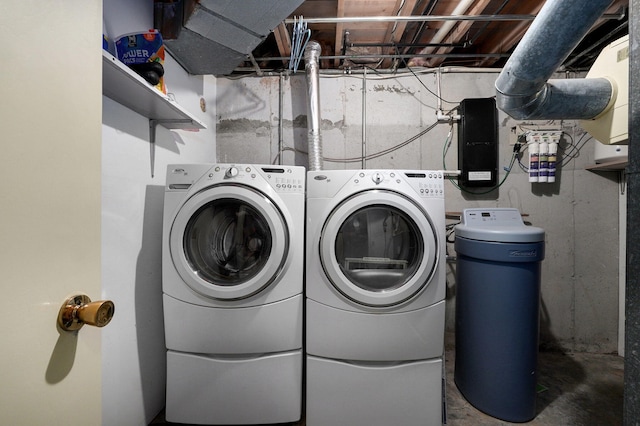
xmin=528 ymin=141 xmax=539 ymax=183
xmin=538 ymin=141 xmax=549 ymax=183
xmin=548 ymin=142 xmax=558 ymax=183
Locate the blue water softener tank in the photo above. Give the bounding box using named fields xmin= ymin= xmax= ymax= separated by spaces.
xmin=454 ymin=208 xmax=545 ymax=422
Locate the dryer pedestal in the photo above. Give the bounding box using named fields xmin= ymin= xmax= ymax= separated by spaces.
xmin=306 ymin=298 xmax=444 ymax=361
xmin=306 ymin=355 xmax=444 ymax=426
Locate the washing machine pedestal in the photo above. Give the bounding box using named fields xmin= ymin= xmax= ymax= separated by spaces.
xmin=166 ymin=350 xmax=302 ymax=425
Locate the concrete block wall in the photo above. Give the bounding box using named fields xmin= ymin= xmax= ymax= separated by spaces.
xmin=216 ymin=70 xmax=620 ymax=354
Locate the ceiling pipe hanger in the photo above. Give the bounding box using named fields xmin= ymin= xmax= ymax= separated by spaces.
xmin=283 ymin=11 xmax=625 ymax=25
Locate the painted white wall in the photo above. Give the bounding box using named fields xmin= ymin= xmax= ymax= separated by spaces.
xmin=216 ymin=71 xmax=621 ymax=354
xmin=102 ymin=1 xmax=217 ymax=425
xmin=101 ymin=67 xmax=217 ymax=426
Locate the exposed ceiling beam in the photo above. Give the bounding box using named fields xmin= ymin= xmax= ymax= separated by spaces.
xmin=381 ymin=0 xmax=419 ymax=68
xmin=245 ymin=0 xmax=628 ymax=74
xmin=473 ymin=1 xmax=544 ymax=67
xmin=273 ymin=23 xmax=293 ymax=68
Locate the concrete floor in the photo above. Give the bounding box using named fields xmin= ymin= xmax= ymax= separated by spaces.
xmin=444 ymin=341 xmax=624 ymax=425
xmin=152 ymin=338 xmax=624 ymax=426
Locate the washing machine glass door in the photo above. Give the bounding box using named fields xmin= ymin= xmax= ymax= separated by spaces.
xmin=170 ymin=184 xmax=289 ymax=300
xmin=320 ymin=190 xmax=438 ymax=306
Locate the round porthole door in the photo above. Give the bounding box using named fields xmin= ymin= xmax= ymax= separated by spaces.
xmin=170 ymin=184 xmax=289 ymax=300
xmin=320 ymin=190 xmax=438 ymax=307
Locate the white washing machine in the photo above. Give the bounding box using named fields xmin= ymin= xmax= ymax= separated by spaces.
xmin=162 ymin=163 xmax=305 ymax=425
xmin=306 ymin=169 xmax=446 ymax=426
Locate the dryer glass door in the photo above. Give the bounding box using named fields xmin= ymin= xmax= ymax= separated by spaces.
xmin=320 ymin=190 xmax=438 ymax=306
xmin=170 ymin=185 xmax=289 ymax=300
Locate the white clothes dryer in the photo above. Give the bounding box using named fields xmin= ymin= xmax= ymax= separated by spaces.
xmin=162 ymin=164 xmax=305 ymax=425
xmin=305 ymin=169 xmax=446 ymax=426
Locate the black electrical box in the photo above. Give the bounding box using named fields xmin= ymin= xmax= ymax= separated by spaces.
xmin=457 ymin=98 xmax=498 ymax=188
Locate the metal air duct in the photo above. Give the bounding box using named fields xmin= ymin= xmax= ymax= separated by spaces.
xmin=304 ymin=41 xmax=324 ymax=171
xmin=159 ymin=0 xmax=304 ymax=75
xmin=495 ymin=0 xmax=615 ymax=120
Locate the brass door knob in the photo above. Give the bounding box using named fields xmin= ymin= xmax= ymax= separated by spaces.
xmin=58 ymin=294 xmax=115 ymax=332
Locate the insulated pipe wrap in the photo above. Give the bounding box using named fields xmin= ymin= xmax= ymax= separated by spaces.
xmin=495 ymin=0 xmax=614 ymax=120
xmin=304 ymin=41 xmax=323 ymax=171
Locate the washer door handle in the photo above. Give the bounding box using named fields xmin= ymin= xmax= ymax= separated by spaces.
xmin=57 ymin=294 xmax=115 ymax=332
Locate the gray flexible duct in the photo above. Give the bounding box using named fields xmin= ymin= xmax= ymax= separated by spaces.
xmin=495 ymin=0 xmax=615 ymax=120
xmin=304 ymin=41 xmax=323 ymax=171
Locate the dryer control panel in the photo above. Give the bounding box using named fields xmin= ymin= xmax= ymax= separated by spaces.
xmin=352 ymin=170 xmax=445 ymax=198
xmin=402 ymin=171 xmax=444 ymax=198
xmin=308 ymin=169 xmax=444 ymax=199
xmin=199 ymin=164 xmax=305 ymax=194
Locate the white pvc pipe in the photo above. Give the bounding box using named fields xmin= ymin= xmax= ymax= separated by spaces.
xmin=419 ymin=0 xmax=475 ymax=55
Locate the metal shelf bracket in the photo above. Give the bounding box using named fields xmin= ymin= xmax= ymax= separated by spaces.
xmin=149 ymin=119 xmax=195 ymax=178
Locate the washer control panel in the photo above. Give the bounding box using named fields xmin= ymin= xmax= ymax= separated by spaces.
xmin=371 ymin=172 xmax=384 ymax=184
xmin=224 ymin=166 xmax=239 ymax=178
xmin=207 ymin=165 xmax=305 ymax=194
xmin=269 ymin=174 xmax=305 ymax=193
xmin=261 ymin=166 xmax=305 ymax=193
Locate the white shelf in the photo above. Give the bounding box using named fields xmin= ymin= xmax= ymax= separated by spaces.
xmin=102 ymin=50 xmax=206 ymax=130
xmin=586 ymin=158 xmax=628 ymax=172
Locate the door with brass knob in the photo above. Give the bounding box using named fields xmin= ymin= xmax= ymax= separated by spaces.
xmin=58 ymin=294 xmax=115 ymax=332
